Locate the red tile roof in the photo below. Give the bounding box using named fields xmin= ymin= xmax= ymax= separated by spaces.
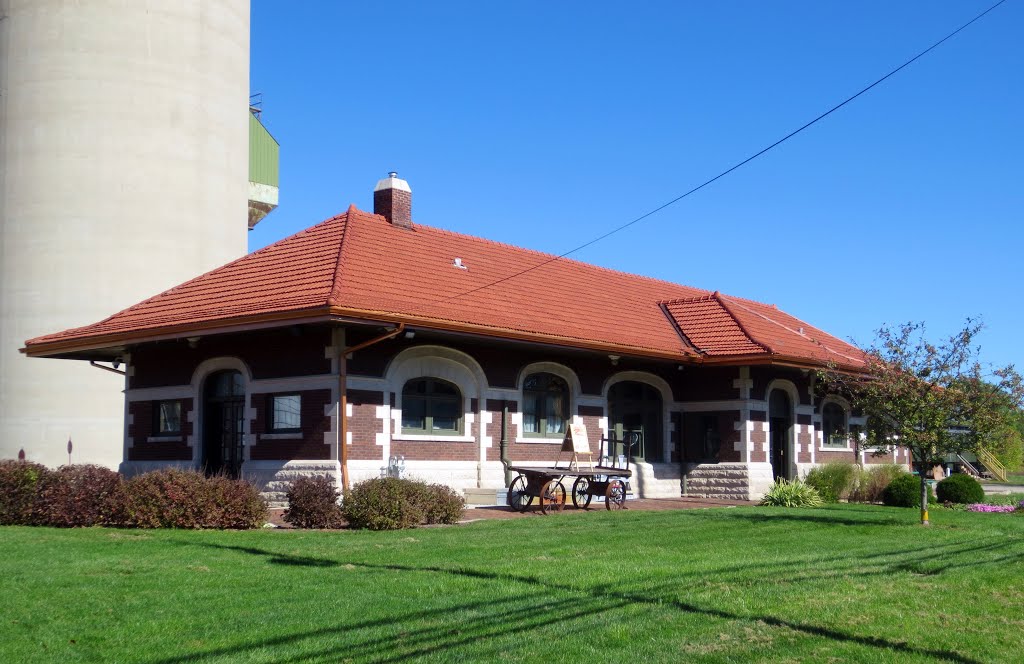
xmin=662 ymin=292 xmax=865 ymax=367
xmin=24 ymin=206 xmax=866 ymax=369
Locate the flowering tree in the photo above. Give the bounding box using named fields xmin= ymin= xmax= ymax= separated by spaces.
xmin=819 ymin=319 xmax=1023 ymax=525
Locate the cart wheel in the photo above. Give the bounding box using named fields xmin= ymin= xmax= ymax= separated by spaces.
xmin=507 ymin=474 xmax=533 ymax=512
xmin=606 ymin=479 xmax=626 ymax=510
xmin=572 ymin=476 xmax=593 ymax=509
xmin=539 ymin=480 xmax=566 ymax=514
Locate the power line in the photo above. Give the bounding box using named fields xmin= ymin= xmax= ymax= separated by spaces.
xmin=440 ymin=0 xmax=1009 ymax=303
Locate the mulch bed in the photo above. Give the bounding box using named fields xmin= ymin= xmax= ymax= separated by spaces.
xmin=266 ymin=496 xmax=755 ymax=529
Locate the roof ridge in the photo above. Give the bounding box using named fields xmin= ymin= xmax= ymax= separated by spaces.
xmin=718 ymin=294 xmax=866 ymax=365
xmin=657 ymin=302 xmax=704 ymax=355
xmin=55 ymin=214 xmax=346 ymax=335
xmin=659 ymin=293 xmax=719 ymax=306
xmin=401 ymin=214 xmax=714 ymax=295
xmin=326 ymin=206 xmax=355 ymax=306
xmin=714 ymin=292 xmax=774 ymax=354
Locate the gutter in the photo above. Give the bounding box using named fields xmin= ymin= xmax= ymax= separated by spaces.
xmin=337 ymin=323 xmax=406 ymax=493
xmin=89 ymin=361 xmax=126 ymax=376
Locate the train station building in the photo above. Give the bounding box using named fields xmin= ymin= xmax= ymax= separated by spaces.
xmin=23 ymin=174 xmax=908 ymax=505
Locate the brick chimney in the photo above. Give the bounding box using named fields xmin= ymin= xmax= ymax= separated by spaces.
xmin=373 ymin=172 xmax=412 ymax=228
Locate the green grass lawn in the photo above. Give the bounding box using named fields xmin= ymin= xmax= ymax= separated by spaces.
xmin=3 ymin=504 xmax=1023 ymax=663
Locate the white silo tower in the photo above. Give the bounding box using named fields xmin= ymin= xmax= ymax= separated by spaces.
xmin=0 ymin=1 xmax=271 ymax=468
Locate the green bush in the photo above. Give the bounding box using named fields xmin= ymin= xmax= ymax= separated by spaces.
xmin=32 ymin=464 xmax=125 ymax=527
xmin=759 ymin=479 xmax=823 ymax=508
xmin=882 ymin=473 xmax=933 ymax=508
xmin=804 ymin=462 xmax=856 ymax=503
xmin=284 ymin=476 xmax=345 ymax=529
xmin=936 ymin=473 xmax=985 ymax=504
xmin=0 ymin=460 xmax=51 ymax=525
xmin=121 ymin=469 xmax=267 ymax=529
xmin=849 ymin=464 xmax=907 ymax=504
xmin=342 ymin=477 xmax=426 ymax=530
xmin=340 ymin=477 xmax=466 ymax=530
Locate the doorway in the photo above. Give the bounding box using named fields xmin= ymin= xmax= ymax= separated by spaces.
xmin=768 ymin=389 xmax=792 ymax=481
xmin=609 ymin=381 xmax=663 ymax=462
xmin=202 ymin=370 xmax=245 ymax=478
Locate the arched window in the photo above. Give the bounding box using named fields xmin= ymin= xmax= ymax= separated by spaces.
xmin=822 ymin=401 xmax=848 ymax=447
xmin=522 ymin=372 xmax=570 ymax=437
xmin=402 ymin=378 xmax=462 ymax=434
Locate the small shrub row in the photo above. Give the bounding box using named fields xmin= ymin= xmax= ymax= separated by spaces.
xmin=759 ymin=478 xmax=823 ymax=508
xmin=122 ymin=469 xmax=267 ymax=529
xmin=339 ymin=477 xmax=465 ymax=530
xmin=0 ymin=461 xmax=266 ymax=529
xmin=802 ymin=462 xmax=907 ymax=504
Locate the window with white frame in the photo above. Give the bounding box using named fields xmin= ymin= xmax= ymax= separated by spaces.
xmin=269 ymin=394 xmax=302 ymax=432
xmin=522 ymin=372 xmax=569 ymax=437
xmin=822 ymin=401 xmax=848 ymax=447
xmin=402 ymin=378 xmax=462 ymax=435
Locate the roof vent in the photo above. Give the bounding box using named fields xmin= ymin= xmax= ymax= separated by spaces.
xmin=374 ymin=172 xmax=413 ymax=228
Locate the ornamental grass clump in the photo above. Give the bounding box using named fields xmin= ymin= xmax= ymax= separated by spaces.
xmin=759 ymin=478 xmax=823 ymax=508
xmin=848 ymin=464 xmax=906 ymax=504
xmin=804 ymin=462 xmax=856 ymax=503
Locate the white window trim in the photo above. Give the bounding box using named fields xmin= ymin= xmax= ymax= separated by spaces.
xmin=260 ymin=432 xmax=303 ymax=441
xmin=146 ymin=435 xmax=183 ymax=443
xmin=392 ymin=432 xmax=476 ymax=443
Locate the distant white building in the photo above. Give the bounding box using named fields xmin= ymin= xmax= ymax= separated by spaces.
xmin=0 ymin=0 xmax=278 ymax=468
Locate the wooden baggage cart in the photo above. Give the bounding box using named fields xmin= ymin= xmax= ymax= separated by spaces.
xmin=505 ymin=429 xmax=637 ymax=514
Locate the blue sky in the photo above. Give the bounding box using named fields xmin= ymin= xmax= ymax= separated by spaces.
xmin=250 ymin=1 xmax=1022 ymax=373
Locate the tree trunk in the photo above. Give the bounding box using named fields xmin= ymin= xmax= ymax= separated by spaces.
xmin=919 ymin=472 xmax=930 ymax=526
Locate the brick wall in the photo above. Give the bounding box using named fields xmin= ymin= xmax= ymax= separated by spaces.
xmin=126 ymin=398 xmax=193 ymax=461
xmin=130 ymin=325 xmax=333 ymax=389
xmin=346 ymin=389 xmax=385 ymax=461
xmin=249 ymin=389 xmax=331 ymax=461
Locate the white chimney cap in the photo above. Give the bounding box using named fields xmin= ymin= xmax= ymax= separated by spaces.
xmin=374 ymin=172 xmax=411 ymax=193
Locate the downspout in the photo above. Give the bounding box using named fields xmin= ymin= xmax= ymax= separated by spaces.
xmin=337 ymin=323 xmax=405 ymax=493
xmin=500 ymin=400 xmax=512 ymax=486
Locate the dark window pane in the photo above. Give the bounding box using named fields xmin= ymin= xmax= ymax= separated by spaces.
xmin=272 ymin=395 xmax=301 ymax=430
xmin=545 ymin=393 xmax=565 ymax=434
xmin=402 ymin=397 xmax=427 ymax=431
xmin=431 ymin=398 xmax=460 ymax=431
xmin=430 ymin=380 xmax=458 ymax=396
xmin=157 ymin=401 xmax=181 ymax=434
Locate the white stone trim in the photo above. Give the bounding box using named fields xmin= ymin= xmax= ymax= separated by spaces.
xmin=260 ymin=432 xmax=303 ymax=441
xmin=602 ymin=371 xmax=674 ymax=464
xmin=146 ymin=435 xmax=182 ymax=443
xmin=680 ymin=399 xmax=762 ymax=412
xmin=733 ymin=366 xmax=752 ymax=399
xmin=126 ymin=385 xmax=194 ymax=402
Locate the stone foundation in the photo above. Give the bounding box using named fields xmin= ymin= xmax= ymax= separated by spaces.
xmin=683 ymin=462 xmax=773 ymax=501
xmin=241 ymin=460 xmax=341 ymax=508
xmin=631 ymin=462 xmax=683 ymax=498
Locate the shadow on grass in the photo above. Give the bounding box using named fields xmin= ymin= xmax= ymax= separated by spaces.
xmin=156 ymin=540 xmax=986 ymax=664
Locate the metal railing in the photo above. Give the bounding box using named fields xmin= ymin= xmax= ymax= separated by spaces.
xmin=977 ymin=447 xmax=1008 ymax=483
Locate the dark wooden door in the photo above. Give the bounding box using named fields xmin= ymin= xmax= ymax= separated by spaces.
xmin=768 ymin=389 xmax=792 ymax=481
xmin=202 ymin=370 xmax=245 ymax=478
